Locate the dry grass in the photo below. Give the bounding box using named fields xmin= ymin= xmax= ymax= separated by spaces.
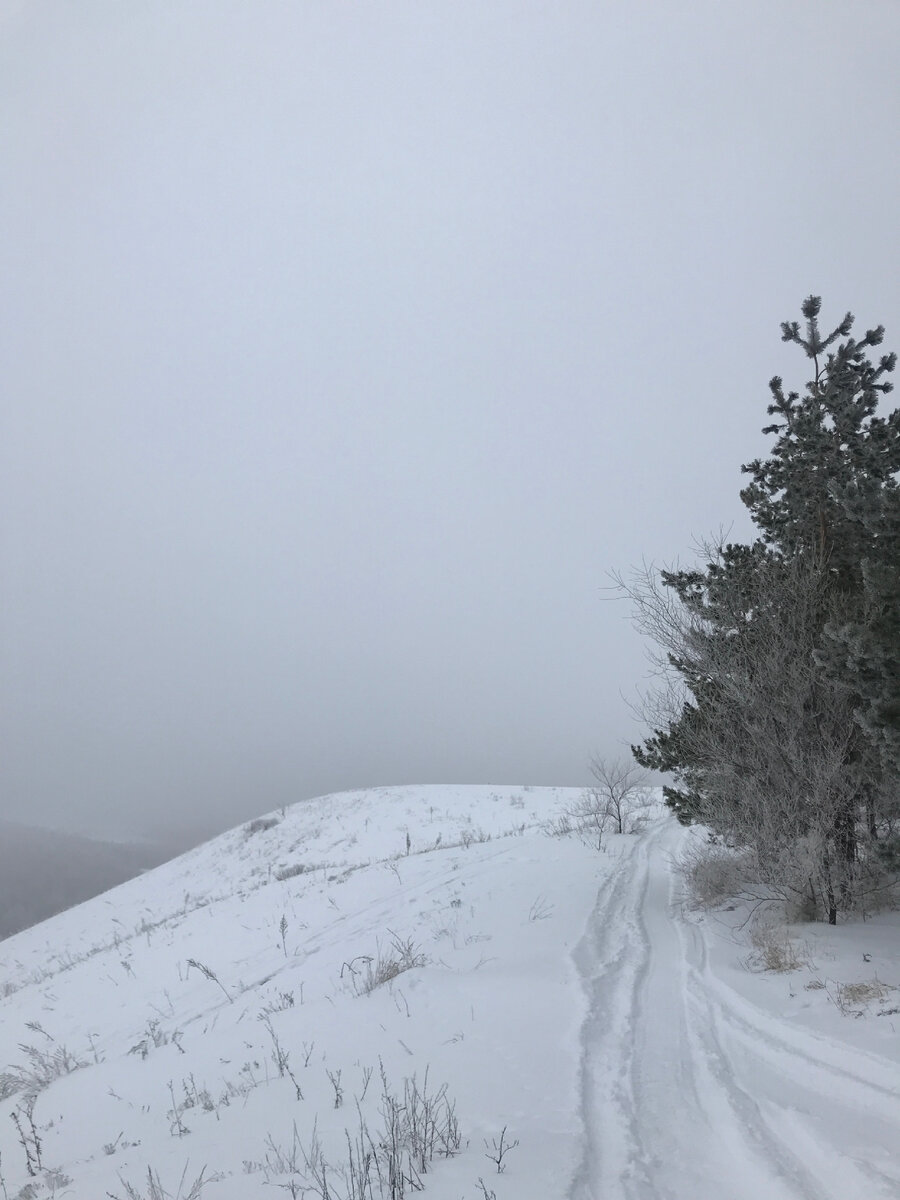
xmin=747 ymin=921 xmax=805 ymax=973
xmin=2 ymin=1036 xmax=87 ymax=1100
xmin=541 ymin=814 xmax=574 ymax=839
xmin=834 ymin=979 xmax=895 ymax=1012
xmin=840 ymin=979 xmax=890 ymax=1006
xmin=342 ymin=935 xmax=428 ymax=996
xmin=109 ymin=1164 xmax=216 ymax=1200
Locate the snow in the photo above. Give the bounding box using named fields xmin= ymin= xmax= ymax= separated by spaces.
xmin=1 ymin=785 xmax=898 ymax=1199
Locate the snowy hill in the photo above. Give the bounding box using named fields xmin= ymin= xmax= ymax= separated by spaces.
xmin=1 ymin=785 xmax=899 ymax=1199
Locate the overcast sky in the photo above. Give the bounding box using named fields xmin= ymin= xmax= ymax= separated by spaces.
xmin=1 ymin=1 xmax=898 ymax=843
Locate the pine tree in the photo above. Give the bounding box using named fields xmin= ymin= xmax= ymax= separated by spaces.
xmin=630 ymin=297 xmax=899 ymax=922
xmin=823 ymin=473 xmax=900 ymax=780
xmin=740 ymin=296 xmax=896 ymax=587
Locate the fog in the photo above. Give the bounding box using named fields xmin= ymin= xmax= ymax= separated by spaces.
xmin=2 ymin=1 xmax=898 ymax=843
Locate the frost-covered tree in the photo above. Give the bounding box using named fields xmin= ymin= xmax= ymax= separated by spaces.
xmin=629 ymin=298 xmax=899 ymax=921
xmin=629 ymin=542 xmax=867 ymax=920
xmin=818 ymin=447 xmax=900 ymax=781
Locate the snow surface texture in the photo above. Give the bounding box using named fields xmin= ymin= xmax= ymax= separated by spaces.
xmin=0 ymin=785 xmax=898 ymax=1199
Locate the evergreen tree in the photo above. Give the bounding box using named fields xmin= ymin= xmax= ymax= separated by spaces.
xmin=631 ymin=297 xmax=899 ymax=922
xmin=741 ymin=297 xmax=898 ymax=900
xmin=631 ymin=540 xmax=864 ymax=920
xmin=823 ymin=474 xmax=900 ymax=780
xmin=740 ymin=297 xmax=896 ymax=586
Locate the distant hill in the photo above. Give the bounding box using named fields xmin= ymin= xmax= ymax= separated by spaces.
xmin=0 ymin=819 xmax=176 ymax=938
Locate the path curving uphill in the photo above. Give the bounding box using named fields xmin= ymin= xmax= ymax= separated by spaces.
xmin=568 ymin=818 xmax=900 ymax=1200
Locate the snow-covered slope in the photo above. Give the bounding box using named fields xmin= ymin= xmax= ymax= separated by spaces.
xmin=1 ymin=785 xmax=898 ymax=1200
xmin=0 ymin=785 xmax=601 ymax=1198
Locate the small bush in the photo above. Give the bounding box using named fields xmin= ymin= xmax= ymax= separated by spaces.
xmin=274 ymin=863 xmax=306 ymax=881
xmin=459 ymin=828 xmax=490 ymax=849
xmin=245 ymin=816 xmax=279 ymax=836
xmin=563 ymin=791 xmax=609 ymax=847
xmin=677 ymin=841 xmax=750 ymax=909
xmin=549 ymin=781 xmax=653 ymax=849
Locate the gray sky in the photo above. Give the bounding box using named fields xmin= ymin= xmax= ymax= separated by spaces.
xmin=2 ymin=0 xmax=898 ymax=842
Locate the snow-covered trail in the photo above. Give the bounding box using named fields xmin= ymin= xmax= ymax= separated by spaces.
xmin=570 ymin=819 xmax=900 ymax=1200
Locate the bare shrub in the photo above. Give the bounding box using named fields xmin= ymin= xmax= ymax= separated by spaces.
xmin=459 ymin=828 xmax=490 ymax=850
xmin=484 ymin=1125 xmax=519 ymax=1174
xmin=563 ymin=792 xmax=609 ymax=849
xmin=586 ymin=757 xmax=650 ymax=836
xmin=554 ymin=759 xmax=651 ymax=849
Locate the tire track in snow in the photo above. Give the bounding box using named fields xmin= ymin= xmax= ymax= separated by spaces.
xmin=685 ymin=939 xmax=900 ymax=1105
xmin=568 ymin=820 xmax=900 ymax=1200
xmin=567 ymin=825 xmax=660 ymax=1198
xmin=682 ymin=912 xmax=900 ymax=1196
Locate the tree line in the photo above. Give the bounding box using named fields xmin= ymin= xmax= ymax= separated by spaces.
xmin=624 ymin=297 xmax=899 ymax=923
